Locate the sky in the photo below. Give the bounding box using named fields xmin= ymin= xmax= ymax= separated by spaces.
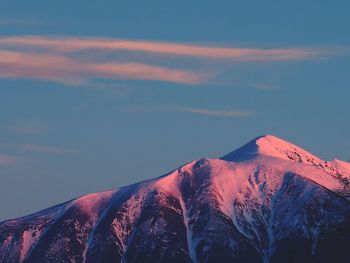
xmin=1 ymin=1 xmax=350 ymax=221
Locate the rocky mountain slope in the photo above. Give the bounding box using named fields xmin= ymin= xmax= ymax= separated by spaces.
xmin=1 ymin=135 xmax=350 ymax=263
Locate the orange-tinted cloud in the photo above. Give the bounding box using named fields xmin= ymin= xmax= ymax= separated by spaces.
xmin=0 ymin=50 xmax=205 ymax=84
xmin=0 ymin=36 xmax=324 ymax=61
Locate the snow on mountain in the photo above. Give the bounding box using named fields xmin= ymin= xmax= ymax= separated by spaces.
xmin=1 ymin=135 xmax=350 ymax=263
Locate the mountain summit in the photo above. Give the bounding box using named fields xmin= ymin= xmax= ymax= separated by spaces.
xmin=222 ymin=135 xmax=320 ymax=162
xmin=1 ymin=135 xmax=350 ymax=263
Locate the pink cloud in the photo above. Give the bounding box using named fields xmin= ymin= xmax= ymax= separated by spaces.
xmin=11 ymin=120 xmax=45 ymax=134
xmin=0 ymin=50 xmax=205 ymax=84
xmin=0 ymin=36 xmax=333 ymax=86
xmin=18 ymin=144 xmax=77 ymax=154
xmin=0 ymin=36 xmax=324 ymax=61
xmin=0 ymin=19 xmax=36 ymax=26
xmin=0 ymin=154 xmax=18 ymax=166
xmin=169 ymin=106 xmax=255 ymax=117
xmin=126 ymin=105 xmax=255 ymax=117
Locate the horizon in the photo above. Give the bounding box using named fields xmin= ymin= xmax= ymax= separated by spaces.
xmin=1 ymin=1 xmax=350 ymax=221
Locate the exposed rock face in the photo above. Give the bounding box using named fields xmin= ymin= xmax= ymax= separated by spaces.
xmin=1 ymin=135 xmax=350 ymax=263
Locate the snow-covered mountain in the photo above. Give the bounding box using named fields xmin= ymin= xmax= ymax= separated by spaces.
xmin=1 ymin=135 xmax=350 ymax=263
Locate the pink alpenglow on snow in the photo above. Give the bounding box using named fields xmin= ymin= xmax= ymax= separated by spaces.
xmin=1 ymin=135 xmax=350 ymax=263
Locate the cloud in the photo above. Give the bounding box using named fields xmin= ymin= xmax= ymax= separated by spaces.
xmin=169 ymin=106 xmax=255 ymax=117
xmin=18 ymin=144 xmax=77 ymax=154
xmin=126 ymin=105 xmax=255 ymax=117
xmin=0 ymin=19 xmax=37 ymax=26
xmin=11 ymin=120 xmax=45 ymax=134
xmin=0 ymin=50 xmax=205 ymax=85
xmin=0 ymin=35 xmax=333 ymax=85
xmin=0 ymin=154 xmax=18 ymax=166
xmin=0 ymin=36 xmax=324 ymax=61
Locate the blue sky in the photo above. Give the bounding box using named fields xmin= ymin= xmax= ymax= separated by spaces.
xmin=1 ymin=1 xmax=350 ymax=220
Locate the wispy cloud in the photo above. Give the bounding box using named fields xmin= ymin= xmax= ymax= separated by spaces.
xmin=245 ymin=83 xmax=279 ymax=90
xmin=0 ymin=36 xmax=325 ymax=61
xmin=0 ymin=19 xmax=37 ymax=26
xmin=0 ymin=50 xmax=205 ymax=84
xmin=0 ymin=35 xmax=334 ymax=85
xmin=168 ymin=106 xmax=255 ymax=117
xmin=18 ymin=144 xmax=77 ymax=154
xmin=126 ymin=105 xmax=255 ymax=117
xmin=11 ymin=120 xmax=45 ymax=134
xmin=0 ymin=154 xmax=18 ymax=166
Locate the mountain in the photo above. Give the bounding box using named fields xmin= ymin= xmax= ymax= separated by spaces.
xmin=1 ymin=135 xmax=350 ymax=263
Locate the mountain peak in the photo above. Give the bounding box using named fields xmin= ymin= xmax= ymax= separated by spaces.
xmin=222 ymin=134 xmax=319 ymax=163
xmin=2 ymin=135 xmax=350 ymax=263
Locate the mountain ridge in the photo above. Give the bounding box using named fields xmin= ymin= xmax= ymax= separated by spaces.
xmin=1 ymin=135 xmax=350 ymax=263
